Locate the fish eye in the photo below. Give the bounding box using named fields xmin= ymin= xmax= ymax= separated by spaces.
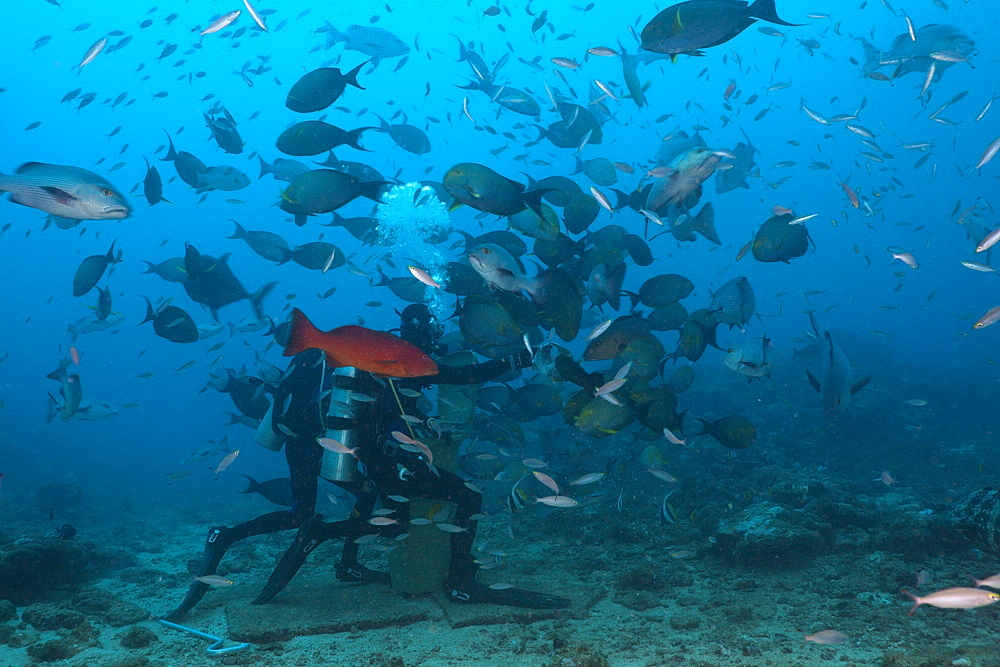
xmin=101 ymin=188 xmax=114 ymax=197
xmin=482 ymin=248 xmax=491 ymax=254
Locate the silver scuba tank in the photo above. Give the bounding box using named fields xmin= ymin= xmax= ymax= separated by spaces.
xmin=320 ymin=366 xmax=361 ymax=482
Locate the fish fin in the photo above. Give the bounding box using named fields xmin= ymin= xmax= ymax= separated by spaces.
xmin=748 ymin=0 xmax=804 ymax=27
xmin=139 ymin=296 xmax=157 ymax=326
xmin=850 ymin=377 xmax=871 ymax=395
xmin=239 ymin=475 xmax=259 ymax=494
xmin=805 ymin=369 xmax=821 ymax=393
xmin=691 ymin=202 xmax=719 ymax=244
xmin=250 ymin=282 xmax=277 ymax=323
xmin=345 ymin=60 xmax=368 ymax=90
xmin=521 ymin=187 xmax=552 ymax=218
xmin=283 ymin=308 xmax=326 ymax=358
xmin=355 ymin=179 xmax=388 ymax=203
xmin=40 ymin=185 xmax=77 ymax=205
xmin=345 ymin=127 xmax=377 ymax=152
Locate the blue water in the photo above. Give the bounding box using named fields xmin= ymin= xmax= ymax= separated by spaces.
xmin=1 ymin=0 xmax=999 ymax=654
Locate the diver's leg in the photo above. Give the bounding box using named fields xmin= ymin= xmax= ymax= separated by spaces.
xmin=164 ymin=438 xmax=320 ymax=619
xmin=432 ymin=470 xmax=570 ymax=609
xmin=334 ymin=478 xmax=390 ymax=583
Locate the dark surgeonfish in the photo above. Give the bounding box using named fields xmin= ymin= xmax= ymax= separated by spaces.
xmin=239 ymin=476 xmax=293 ymax=507
xmin=696 ymin=415 xmax=756 ymax=449
xmin=181 ymin=244 xmax=276 ymax=321
xmin=709 ymin=276 xmax=755 ymax=329
xmin=0 ymin=162 xmax=130 ymax=219
xmin=72 ymin=241 xmax=122 ymax=297
xmin=46 ymin=358 xmax=82 ymax=422
xmin=444 ymin=163 xmax=548 ymax=217
xmin=204 ymin=107 xmax=244 ymax=154
xmin=161 ymin=132 xmax=249 ymax=193
xmin=285 ymin=62 xmax=366 ymax=113
xmin=858 ymin=24 xmax=974 ymax=80
xmin=279 ymin=169 xmax=386 ymax=226
xmin=715 ymin=140 xmax=756 ymax=194
xmin=536 ymin=103 xmax=603 ymax=149
xmin=641 ymin=0 xmax=801 ymax=59
xmin=376 ymin=116 xmax=431 ymax=155
xmin=142 ymin=157 xmax=170 ymax=206
xmin=275 ymin=121 xmax=375 ymax=156
xmin=94 ymin=286 xmax=113 ymax=321
xmin=751 ymin=212 xmax=810 ymax=263
xmin=318 ymin=23 xmax=410 ymax=68
xmin=257 ymin=156 xmax=310 ymax=183
xmin=141 ymin=257 xmax=188 ymax=283
xmin=805 ymin=313 xmax=870 ymax=417
xmin=228 ymin=221 xmax=294 ymax=264
xmin=139 ymin=297 xmax=200 ymax=344
xmin=209 ymin=369 xmax=272 ymax=420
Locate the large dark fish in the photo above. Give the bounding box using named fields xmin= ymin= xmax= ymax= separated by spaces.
xmin=535 ymin=103 xmax=603 ymax=149
xmin=443 ymin=163 xmax=547 ymax=217
xmin=239 ymin=476 xmax=293 ymax=507
xmin=376 ymin=116 xmax=431 ymax=155
xmin=257 ymin=156 xmax=310 ymax=183
xmin=275 ymin=121 xmax=375 ymax=157
xmin=209 ymin=369 xmax=271 ymax=419
xmin=641 ymin=0 xmax=801 ymax=58
xmin=181 ymin=244 xmax=276 ymax=321
xmin=715 ymin=140 xmax=756 ymax=194
xmin=279 ymin=169 xmax=385 ymax=225
xmin=204 ymin=107 xmax=244 ymax=154
xmin=142 ymin=157 xmax=170 ymax=206
xmin=139 ymin=297 xmax=200 ymax=344
xmin=0 ymin=162 xmax=130 ymax=219
xmin=285 ymin=62 xmax=366 ymax=113
xmin=696 ymin=415 xmax=756 ymax=449
xmin=751 ymin=212 xmax=810 ymax=263
xmin=228 ymin=221 xmax=294 ymax=264
xmin=72 ymin=241 xmax=122 ymax=297
xmin=805 ymin=313 xmax=870 ymax=417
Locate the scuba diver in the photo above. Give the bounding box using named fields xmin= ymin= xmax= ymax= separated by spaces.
xmin=164 ymin=304 xmax=568 ymax=621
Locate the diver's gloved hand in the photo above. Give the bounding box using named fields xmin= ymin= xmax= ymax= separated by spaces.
xmin=445 ymin=575 xmax=570 ymax=609
xmin=508 ymin=348 xmax=534 ymax=371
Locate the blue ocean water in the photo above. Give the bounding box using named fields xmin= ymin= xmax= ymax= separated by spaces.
xmin=1 ymin=0 xmax=1000 ymax=662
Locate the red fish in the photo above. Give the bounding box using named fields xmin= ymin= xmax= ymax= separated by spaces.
xmin=283 ymin=308 xmax=438 ymax=378
xmin=838 ymin=180 xmax=859 ymax=208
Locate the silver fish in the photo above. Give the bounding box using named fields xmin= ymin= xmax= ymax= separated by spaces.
xmin=0 ymin=162 xmax=129 ymax=219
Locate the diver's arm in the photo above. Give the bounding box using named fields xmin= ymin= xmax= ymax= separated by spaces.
xmin=426 ymin=349 xmax=533 ymax=386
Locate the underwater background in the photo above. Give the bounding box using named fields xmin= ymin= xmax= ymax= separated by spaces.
xmin=1 ymin=0 xmax=1000 ymax=664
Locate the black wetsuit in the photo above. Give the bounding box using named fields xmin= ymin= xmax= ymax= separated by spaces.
xmin=165 ymin=347 xmax=534 ymax=619
xmin=269 ymin=348 xmax=529 ymax=575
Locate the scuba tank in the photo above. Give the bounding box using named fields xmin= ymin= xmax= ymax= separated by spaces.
xmin=321 ymin=367 xmax=362 ymax=482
